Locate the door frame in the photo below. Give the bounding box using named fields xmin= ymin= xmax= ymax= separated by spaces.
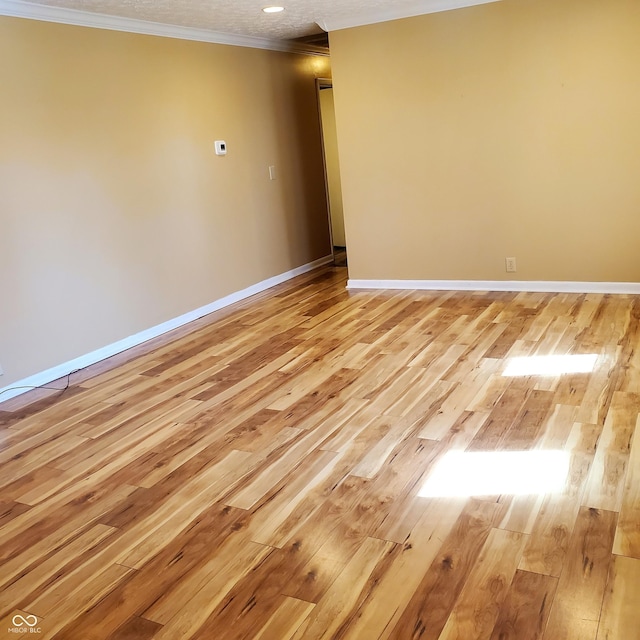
xmin=315 ymin=77 xmax=337 ymax=263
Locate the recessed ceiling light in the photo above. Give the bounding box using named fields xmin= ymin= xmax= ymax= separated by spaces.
xmin=263 ymin=6 xmax=285 ymax=13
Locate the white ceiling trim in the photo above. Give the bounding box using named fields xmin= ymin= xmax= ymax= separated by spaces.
xmin=316 ymin=0 xmax=502 ymax=32
xmin=0 ymin=0 xmax=328 ymax=55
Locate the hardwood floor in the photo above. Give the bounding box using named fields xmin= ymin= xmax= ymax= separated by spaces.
xmin=1 ymin=265 xmax=640 ymax=639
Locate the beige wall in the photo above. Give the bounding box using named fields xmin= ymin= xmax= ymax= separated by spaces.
xmin=0 ymin=16 xmax=331 ymax=388
xmin=329 ymin=0 xmax=640 ymax=282
xmin=319 ymin=88 xmax=346 ymax=247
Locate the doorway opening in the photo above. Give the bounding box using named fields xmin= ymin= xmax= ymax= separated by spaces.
xmin=316 ymin=78 xmax=347 ymax=268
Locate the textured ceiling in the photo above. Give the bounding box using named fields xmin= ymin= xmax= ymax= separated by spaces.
xmin=6 ymin=0 xmax=500 ymax=40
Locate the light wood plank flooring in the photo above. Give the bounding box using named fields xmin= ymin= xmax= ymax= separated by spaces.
xmin=1 ymin=266 xmax=640 ymax=639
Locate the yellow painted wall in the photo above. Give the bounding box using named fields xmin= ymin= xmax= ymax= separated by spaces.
xmin=329 ymin=0 xmax=640 ymax=282
xmin=0 ymin=16 xmax=331 ymax=388
xmin=319 ymin=88 xmax=346 ymax=247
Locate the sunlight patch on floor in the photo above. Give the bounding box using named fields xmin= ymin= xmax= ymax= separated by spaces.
xmin=419 ymin=450 xmax=571 ymax=497
xmin=502 ymin=354 xmax=598 ymax=377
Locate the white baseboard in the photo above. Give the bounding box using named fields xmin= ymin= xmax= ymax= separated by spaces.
xmin=0 ymin=255 xmax=333 ymax=404
xmin=346 ymin=278 xmax=640 ymax=294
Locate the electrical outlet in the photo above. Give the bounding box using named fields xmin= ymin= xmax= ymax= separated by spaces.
xmin=268 ymin=165 xmax=276 ymax=181
xmin=505 ymin=257 xmax=517 ymax=273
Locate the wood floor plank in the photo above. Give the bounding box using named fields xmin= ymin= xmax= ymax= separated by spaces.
xmin=489 ymin=569 xmax=558 ymax=640
xmin=2 ymin=465 xmax=66 ymax=504
xmin=581 ymin=391 xmax=639 ymax=512
xmin=282 ymin=432 xmax=433 ymax=605
xmin=335 ymin=497 xmax=468 ymax=640
xmin=350 ymin=415 xmax=412 ymax=478
xmin=0 ymin=481 xmax=137 ymax=587
xmin=0 ymin=500 xmax=32 ymax=528
xmin=143 ymin=538 xmax=272 ymax=637
xmin=535 ymin=403 xmax=579 ymax=449
xmin=434 ymin=410 xmax=490 ymax=452
xmin=466 ymin=373 xmax=511 ymax=414
xmin=466 ymin=387 xmax=532 ymax=452
xmin=361 ymin=438 xmax=442 ymax=544
xmin=542 ymin=507 xmax=617 ymax=640
xmin=289 ymin=536 xmax=395 ymax=640
xmin=499 ymin=389 xmax=555 ymax=451
xmin=106 ymin=616 xmax=163 ymax=640
xmin=0 ymin=523 xmax=116 ymax=613
xmin=382 ymin=368 xmax=457 ymax=420
xmin=52 ymin=504 xmax=249 ymax=640
xmin=223 ymin=398 xmax=361 ymax=510
xmin=1 ymin=267 xmax=639 ymax=639
xmin=518 ymin=452 xmax=592 ymax=577
xmin=28 ymin=563 xmax=135 ymax=638
xmin=248 ymin=449 xmax=342 ymax=548
xmin=417 ymin=374 xmax=494 ymax=441
xmin=519 ymin=417 xmax=600 ymax=577
xmin=595 ymin=555 xmax=640 ymax=640
xmin=0 ymin=433 xmax=90 ymax=489
xmin=275 ymin=477 xmax=385 ymax=604
xmin=182 ymin=542 xmax=313 ymax=639
xmin=252 ymin=596 xmax=316 ymax=640
xmin=0 ymin=407 xmax=100 ymax=460
xmin=387 ymin=499 xmax=501 ymax=640
xmin=117 ymin=450 xmax=254 ymax=569
xmin=613 ymin=415 xmax=640 ymax=558
xmin=437 ymin=528 xmax=527 ymax=640
xmin=498 ymin=492 xmax=546 ymax=535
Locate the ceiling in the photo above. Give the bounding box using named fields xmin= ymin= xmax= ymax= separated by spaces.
xmin=1 ymin=0 xmax=501 ymax=43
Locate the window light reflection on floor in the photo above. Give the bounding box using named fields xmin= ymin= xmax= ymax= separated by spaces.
xmin=502 ymin=354 xmax=598 ymax=377
xmin=418 ymin=450 xmax=570 ymax=498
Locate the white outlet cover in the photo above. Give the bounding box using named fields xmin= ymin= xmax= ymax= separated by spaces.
xmin=214 ymin=140 xmax=227 ymax=156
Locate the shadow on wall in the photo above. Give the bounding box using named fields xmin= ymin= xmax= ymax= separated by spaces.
xmin=265 ymin=55 xmax=332 ymax=266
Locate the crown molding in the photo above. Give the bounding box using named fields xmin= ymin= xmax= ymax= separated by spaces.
xmin=316 ymin=0 xmax=502 ymax=32
xmin=0 ymin=0 xmax=329 ymax=56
